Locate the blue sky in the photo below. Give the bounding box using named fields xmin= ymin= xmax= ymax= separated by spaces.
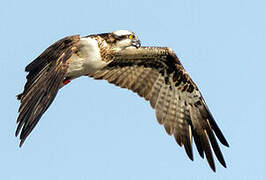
xmin=1 ymin=0 xmax=265 ymax=179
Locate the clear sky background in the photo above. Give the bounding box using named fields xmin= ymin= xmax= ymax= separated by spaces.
xmin=1 ymin=0 xmax=264 ymax=179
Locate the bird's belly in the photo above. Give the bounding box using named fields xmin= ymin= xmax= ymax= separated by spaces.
xmin=66 ymin=54 xmax=107 ymax=78
xmin=65 ymin=37 xmax=107 ymax=78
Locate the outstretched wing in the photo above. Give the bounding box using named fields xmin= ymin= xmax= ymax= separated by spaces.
xmin=92 ymin=47 xmax=229 ymax=171
xmin=16 ymin=35 xmax=80 ymax=147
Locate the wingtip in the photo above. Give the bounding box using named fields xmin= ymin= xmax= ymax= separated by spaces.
xmin=217 ymin=136 xmax=229 ymax=147
xmin=222 ymin=161 xmax=227 ymax=168
xmin=186 ymin=151 xmax=194 ymax=161
xmin=184 ymin=144 xmax=194 ymax=161
xmin=223 ymin=140 xmax=229 ymax=147
xmin=207 ymin=157 xmax=216 ymax=172
xmin=15 ymin=126 xmax=20 ymax=137
xmin=211 ymin=166 xmax=216 ymax=172
xmin=218 ymin=156 xmax=227 ymax=168
xmin=19 ymin=139 xmax=25 ymax=148
xmin=188 ymin=154 xmax=194 ymax=161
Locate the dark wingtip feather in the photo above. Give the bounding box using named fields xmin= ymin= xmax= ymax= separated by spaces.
xmin=208 ymin=116 xmax=229 ymax=147
xmin=206 ymin=124 xmax=227 ymax=168
xmin=184 ymin=143 xmax=194 ymax=161
xmin=201 ymin=100 xmax=229 ymax=147
xmin=211 ymin=166 xmax=216 ymax=172
xmin=19 ymin=139 xmax=25 ymax=147
xmin=223 ymin=162 xmax=227 ymax=168
xmin=206 ymin=154 xmax=216 ymax=172
xmin=15 ymin=127 xmax=20 ymax=137
xmin=183 ymin=125 xmax=194 ymax=161
xmin=15 ymin=119 xmax=25 ymax=136
xmin=193 ymin=130 xmax=204 ymax=158
xmin=201 ymin=130 xmax=216 ymax=172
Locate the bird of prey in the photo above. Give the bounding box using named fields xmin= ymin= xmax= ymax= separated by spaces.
xmin=16 ymin=30 xmax=229 ymax=172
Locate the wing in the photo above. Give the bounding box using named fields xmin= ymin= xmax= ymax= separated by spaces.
xmin=92 ymin=47 xmax=229 ymax=171
xmin=16 ymin=35 xmax=80 ymax=147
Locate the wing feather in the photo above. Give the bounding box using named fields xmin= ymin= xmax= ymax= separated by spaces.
xmin=121 ymin=67 xmax=140 ymax=88
xmin=143 ymin=70 xmax=160 ymax=101
xmin=160 ymin=84 xmax=172 ymax=124
xmin=130 ymin=67 xmax=145 ymax=92
xmin=104 ymin=69 xmax=121 ymax=82
xmin=138 ymin=69 xmax=157 ymax=98
xmin=155 ymin=84 xmax=170 ymax=125
xmin=149 ymin=74 xmax=164 ymax=109
xmin=93 ymin=69 xmax=111 ymax=79
xmin=206 ymin=119 xmax=226 ymax=167
xmin=131 ymin=68 xmax=152 ymax=96
xmin=188 ymin=105 xmax=204 ymax=158
xmin=201 ymin=129 xmax=216 ymax=171
xmin=114 ymin=67 xmax=131 ymax=86
xmin=16 ymin=35 xmax=80 ymax=146
xmin=183 ymin=125 xmax=193 ymax=160
xmin=92 ymin=47 xmax=228 ymax=171
xmin=118 ymin=67 xmax=135 ymax=88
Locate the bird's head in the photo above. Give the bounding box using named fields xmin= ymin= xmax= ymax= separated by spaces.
xmin=105 ymin=30 xmax=141 ymax=51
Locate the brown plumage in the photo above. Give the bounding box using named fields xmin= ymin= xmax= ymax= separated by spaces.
xmin=93 ymin=47 xmax=229 ymax=171
xmin=16 ymin=30 xmax=229 ymax=172
xmin=16 ymin=35 xmax=80 ymax=146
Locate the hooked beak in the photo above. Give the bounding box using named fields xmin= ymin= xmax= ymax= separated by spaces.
xmin=132 ymin=40 xmax=141 ymax=49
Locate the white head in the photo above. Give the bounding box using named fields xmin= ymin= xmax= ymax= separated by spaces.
xmin=112 ymin=30 xmax=133 ymax=36
xmin=111 ymin=30 xmax=141 ymax=50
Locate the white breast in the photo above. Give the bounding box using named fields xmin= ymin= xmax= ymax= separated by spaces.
xmin=66 ymin=37 xmax=107 ymax=78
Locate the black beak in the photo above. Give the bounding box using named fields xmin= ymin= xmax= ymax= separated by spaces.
xmin=132 ymin=40 xmax=141 ymax=49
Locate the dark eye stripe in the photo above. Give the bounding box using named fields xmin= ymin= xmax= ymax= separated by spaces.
xmin=114 ymin=35 xmax=126 ymax=40
xmin=122 ymin=35 xmax=129 ymax=39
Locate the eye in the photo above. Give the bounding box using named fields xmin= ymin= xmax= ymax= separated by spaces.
xmin=128 ymin=34 xmax=135 ymax=39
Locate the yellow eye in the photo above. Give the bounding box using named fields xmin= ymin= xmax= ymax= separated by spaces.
xmin=129 ymin=34 xmax=134 ymax=39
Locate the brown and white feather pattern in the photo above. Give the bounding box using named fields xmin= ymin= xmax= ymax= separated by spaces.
xmin=16 ymin=35 xmax=80 ymax=147
xmin=92 ymin=47 xmax=229 ymax=171
xmin=16 ymin=31 xmax=228 ymax=172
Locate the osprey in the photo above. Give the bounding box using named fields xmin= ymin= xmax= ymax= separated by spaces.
xmin=16 ymin=30 xmax=229 ymax=172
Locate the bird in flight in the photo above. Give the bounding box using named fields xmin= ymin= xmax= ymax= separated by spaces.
xmin=16 ymin=30 xmax=229 ymax=172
